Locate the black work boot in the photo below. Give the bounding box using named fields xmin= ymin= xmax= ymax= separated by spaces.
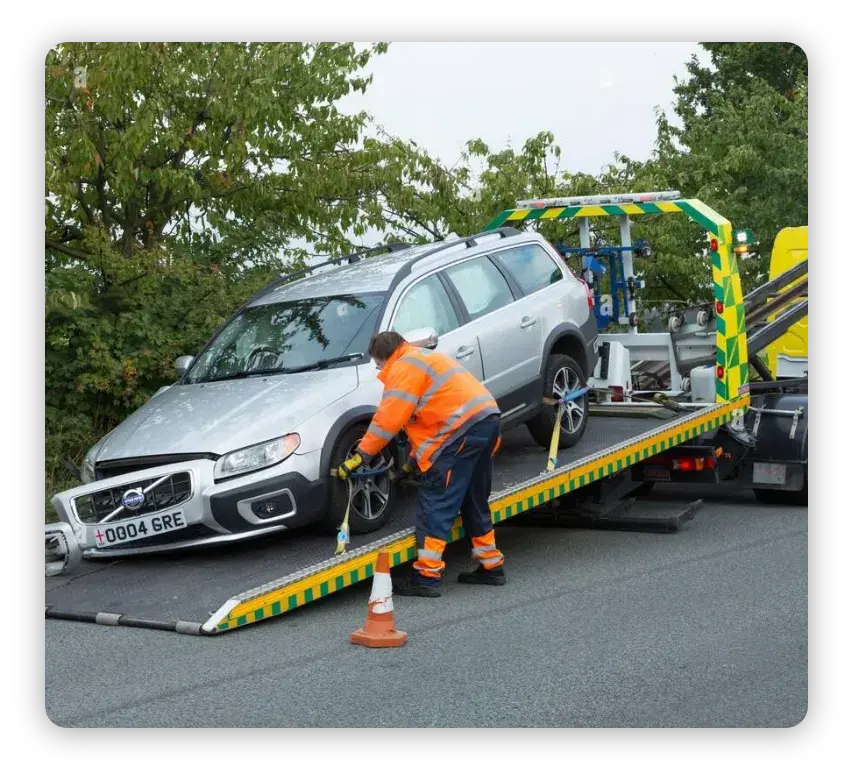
xmin=394 ymin=575 xmax=441 ymax=597
xmin=457 ymin=564 xmax=506 ymax=586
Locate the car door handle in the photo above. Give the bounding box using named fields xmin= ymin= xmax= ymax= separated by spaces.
xmin=456 ymin=346 xmax=475 ymax=359
xmin=519 ymin=316 xmax=537 ymax=329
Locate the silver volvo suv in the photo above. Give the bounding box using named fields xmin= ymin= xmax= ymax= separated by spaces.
xmin=51 ymin=227 xmax=598 ymax=557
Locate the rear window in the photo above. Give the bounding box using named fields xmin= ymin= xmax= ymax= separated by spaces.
xmin=493 ymin=243 xmax=564 ymax=295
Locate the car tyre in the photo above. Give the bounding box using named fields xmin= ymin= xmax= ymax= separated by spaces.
xmin=527 ymin=353 xmax=589 ymax=450
xmin=321 ymin=424 xmax=397 ymax=535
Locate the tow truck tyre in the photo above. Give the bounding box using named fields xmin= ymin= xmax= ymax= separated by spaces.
xmin=322 ymin=424 xmax=397 ymax=535
xmin=527 ymin=353 xmax=589 ymax=450
xmin=753 ymin=470 xmax=808 ymax=507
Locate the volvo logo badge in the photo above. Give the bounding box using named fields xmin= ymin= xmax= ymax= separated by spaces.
xmin=121 ymin=488 xmax=145 ymax=511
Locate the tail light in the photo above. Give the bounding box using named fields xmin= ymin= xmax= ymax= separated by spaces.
xmin=583 ymin=281 xmax=594 ymax=308
xmin=671 ymin=456 xmax=717 ymax=472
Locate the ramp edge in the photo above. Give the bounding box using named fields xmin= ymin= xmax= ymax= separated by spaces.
xmin=212 ymin=398 xmax=749 ymax=633
xmin=45 ymin=606 xmax=209 ymax=636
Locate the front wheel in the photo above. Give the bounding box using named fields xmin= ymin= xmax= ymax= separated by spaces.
xmin=526 ymin=354 xmax=589 ymax=449
xmin=321 ymin=424 xmax=397 ymax=535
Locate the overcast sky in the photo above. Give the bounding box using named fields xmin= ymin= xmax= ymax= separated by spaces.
xmin=340 ymin=42 xmax=710 ymax=176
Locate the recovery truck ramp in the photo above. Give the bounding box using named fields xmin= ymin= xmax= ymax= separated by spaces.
xmin=45 ymin=402 xmax=747 ymax=635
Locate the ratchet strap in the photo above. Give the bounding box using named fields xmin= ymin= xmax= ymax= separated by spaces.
xmin=542 ymin=385 xmax=590 ymax=473
xmin=335 ymin=478 xmax=353 ymax=555
xmin=328 ymin=463 xmax=394 ymax=555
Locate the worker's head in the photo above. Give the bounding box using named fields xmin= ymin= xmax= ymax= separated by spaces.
xmin=368 ymin=331 xmax=407 ymax=370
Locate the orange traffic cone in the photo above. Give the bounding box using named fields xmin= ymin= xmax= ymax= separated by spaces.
xmin=350 ymin=550 xmax=408 ymax=648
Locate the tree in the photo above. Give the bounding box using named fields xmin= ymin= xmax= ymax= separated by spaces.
xmin=45 ymin=42 xmax=391 ymax=264
xmin=44 ymin=42 xmax=390 ymax=504
xmin=642 ymin=43 xmax=808 ymax=300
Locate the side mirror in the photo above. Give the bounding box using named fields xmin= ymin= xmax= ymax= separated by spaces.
xmin=174 ymin=355 xmax=195 ymax=377
xmin=403 ymin=327 xmax=439 ymax=350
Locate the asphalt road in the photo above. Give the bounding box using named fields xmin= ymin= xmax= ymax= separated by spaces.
xmin=44 ymin=481 xmax=807 ymax=728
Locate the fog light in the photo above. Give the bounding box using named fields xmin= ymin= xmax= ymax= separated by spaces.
xmin=250 ymin=494 xmax=294 ymax=520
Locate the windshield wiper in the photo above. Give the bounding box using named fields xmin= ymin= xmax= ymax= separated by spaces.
xmin=282 ymin=353 xmax=364 ymax=374
xmin=201 ymin=367 xmax=292 ymax=384
xmin=197 ymin=354 xmax=364 ymax=383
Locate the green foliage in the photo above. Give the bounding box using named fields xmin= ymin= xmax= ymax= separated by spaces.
xmin=45 ymin=42 xmax=390 ymax=515
xmin=646 ymin=43 xmax=808 ymax=297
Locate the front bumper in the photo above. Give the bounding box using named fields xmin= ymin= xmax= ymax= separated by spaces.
xmin=50 ymin=450 xmax=328 ymax=558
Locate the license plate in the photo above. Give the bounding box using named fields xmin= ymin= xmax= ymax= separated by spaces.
xmin=753 ymin=463 xmax=787 ymax=486
xmin=93 ymin=510 xmax=187 ymax=548
xmin=643 ymin=465 xmax=671 ymax=482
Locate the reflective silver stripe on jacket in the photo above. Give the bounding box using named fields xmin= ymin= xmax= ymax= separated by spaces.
xmin=366 ymin=422 xmax=395 ymax=441
xmin=417 ymin=405 xmax=500 ymax=465
xmin=384 ymin=389 xmax=419 ymax=405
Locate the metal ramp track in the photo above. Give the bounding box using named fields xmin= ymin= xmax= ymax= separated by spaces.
xmin=45 ymin=399 xmax=748 ymax=635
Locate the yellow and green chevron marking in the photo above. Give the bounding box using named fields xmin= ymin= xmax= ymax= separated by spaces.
xmin=213 ymin=397 xmax=748 ymax=632
xmin=485 ymin=197 xmax=748 ymax=402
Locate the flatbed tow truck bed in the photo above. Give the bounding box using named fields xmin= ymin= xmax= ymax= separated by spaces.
xmin=45 ymin=400 xmax=748 ymax=636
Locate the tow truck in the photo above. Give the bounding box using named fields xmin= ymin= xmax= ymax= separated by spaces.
xmin=45 ymin=191 xmax=806 ymax=636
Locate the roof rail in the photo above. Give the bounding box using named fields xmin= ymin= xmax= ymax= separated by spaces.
xmin=391 ymin=226 xmax=521 ymax=282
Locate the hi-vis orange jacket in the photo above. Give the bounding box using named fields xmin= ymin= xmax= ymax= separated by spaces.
xmin=358 ymin=343 xmax=500 ymax=472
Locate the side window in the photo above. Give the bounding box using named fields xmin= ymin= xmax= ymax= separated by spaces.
xmin=392 ymin=274 xmax=460 ymax=337
xmin=493 ymin=243 xmax=564 ymax=296
xmin=444 ymin=256 xmax=515 ymax=321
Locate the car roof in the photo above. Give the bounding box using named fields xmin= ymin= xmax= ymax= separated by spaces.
xmin=249 ymin=229 xmax=541 ymax=306
xmin=249 ymin=244 xmax=433 ymax=306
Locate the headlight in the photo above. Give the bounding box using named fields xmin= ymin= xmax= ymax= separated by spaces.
xmin=215 ymin=434 xmax=301 ymax=479
xmin=81 ymin=453 xmax=96 ymax=484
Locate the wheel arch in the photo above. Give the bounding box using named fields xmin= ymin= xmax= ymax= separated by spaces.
xmin=318 ymin=405 xmax=377 ymax=489
xmin=543 ymin=324 xmax=590 ymax=378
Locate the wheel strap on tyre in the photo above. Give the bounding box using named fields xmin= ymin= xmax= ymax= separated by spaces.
xmin=328 ymin=462 xmax=394 ymax=555
xmin=335 ymin=478 xmax=353 ymax=556
xmin=543 ymin=385 xmax=590 ymax=472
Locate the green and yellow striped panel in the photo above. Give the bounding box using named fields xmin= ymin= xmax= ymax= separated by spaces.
xmin=710 ymin=223 xmax=750 ymax=402
xmin=484 ymin=197 xmax=749 ymax=401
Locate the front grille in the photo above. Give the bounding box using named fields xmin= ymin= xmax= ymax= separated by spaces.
xmin=73 ymin=471 xmax=193 ymax=524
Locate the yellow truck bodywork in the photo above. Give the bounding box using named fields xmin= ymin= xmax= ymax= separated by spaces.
xmin=763 ymin=226 xmax=808 ymax=377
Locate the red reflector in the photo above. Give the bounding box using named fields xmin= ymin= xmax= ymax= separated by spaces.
xmin=716 ymin=365 xmax=725 ymax=379
xmin=583 ymin=281 xmax=594 ymax=308
xmin=705 ymin=456 xmax=716 ymax=468
xmin=609 ymin=386 xmax=624 ymax=403
xmin=710 ymin=238 xmax=719 ymax=252
xmin=715 ymin=300 xmax=724 ymax=314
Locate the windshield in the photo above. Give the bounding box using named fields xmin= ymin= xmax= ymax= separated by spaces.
xmin=184 ymin=293 xmax=385 ymax=384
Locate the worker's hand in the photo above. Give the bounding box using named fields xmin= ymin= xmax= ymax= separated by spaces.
xmin=390 ymin=461 xmax=418 ymax=486
xmin=336 ymin=452 xmax=363 ymax=480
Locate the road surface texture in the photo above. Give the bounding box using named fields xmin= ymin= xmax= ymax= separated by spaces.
xmin=45 ymin=478 xmax=807 ymax=728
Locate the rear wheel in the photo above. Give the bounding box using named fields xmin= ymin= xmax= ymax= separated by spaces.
xmin=321 ymin=424 xmax=397 ymax=535
xmin=526 ymin=354 xmax=589 ymax=449
xmin=754 ymin=471 xmax=807 ymax=507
